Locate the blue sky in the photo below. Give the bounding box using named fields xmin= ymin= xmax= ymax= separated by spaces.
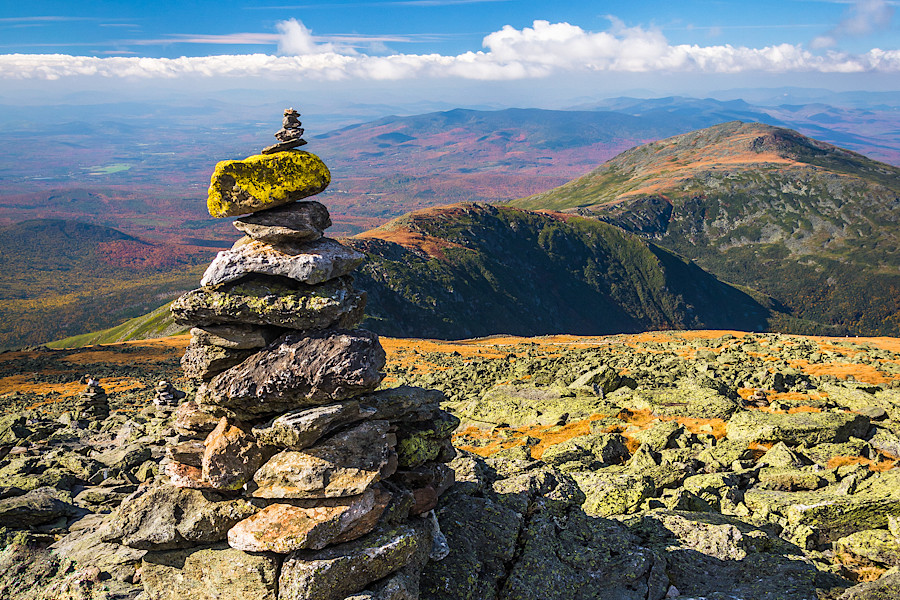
xmin=1 ymin=0 xmax=898 ymax=106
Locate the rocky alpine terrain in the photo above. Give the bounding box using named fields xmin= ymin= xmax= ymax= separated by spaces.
xmin=2 ymin=330 xmax=899 ymax=599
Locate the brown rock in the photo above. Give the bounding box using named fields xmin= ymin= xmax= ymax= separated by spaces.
xmin=174 ymin=401 xmax=221 ymax=438
xmin=197 ymin=329 xmax=385 ymax=419
xmin=251 ymin=400 xmax=376 ymax=450
xmin=227 ymin=486 xmax=391 ymax=553
xmin=164 ymin=461 xmax=210 ymax=489
xmin=166 ymin=440 xmax=206 ymax=468
xmin=202 ymin=418 xmax=267 ymax=491
xmin=233 ymin=201 xmax=331 ymax=243
xmin=252 ymin=421 xmax=395 ymax=499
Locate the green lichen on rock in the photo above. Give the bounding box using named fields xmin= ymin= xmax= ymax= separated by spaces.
xmin=207 ymin=151 xmax=331 ymax=218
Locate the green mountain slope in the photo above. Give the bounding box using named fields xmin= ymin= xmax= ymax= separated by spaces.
xmin=50 ymin=203 xmax=840 ymax=348
xmin=507 ymin=121 xmax=900 ymax=335
xmin=344 ymin=203 xmax=829 ymax=338
xmin=0 ymin=219 xmax=209 ymax=349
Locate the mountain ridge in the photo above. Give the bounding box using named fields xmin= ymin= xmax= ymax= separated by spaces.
xmin=507 ymin=121 xmax=900 ymax=335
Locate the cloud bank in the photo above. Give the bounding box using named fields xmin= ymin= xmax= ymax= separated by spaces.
xmin=2 ymin=18 xmax=898 ymax=81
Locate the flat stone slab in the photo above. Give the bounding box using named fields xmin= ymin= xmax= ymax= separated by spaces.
xmin=726 ymin=409 xmax=870 ymax=446
xmin=278 ymin=523 xmax=427 ymax=600
xmin=190 ymin=325 xmax=280 ymax=350
xmin=228 ymin=486 xmax=390 ymax=553
xmin=171 ymin=276 xmax=365 ymax=331
xmin=234 ymin=200 xmax=331 ymax=243
xmin=142 ymin=544 xmax=279 ymax=600
xmin=252 ymin=420 xmax=396 ymax=499
xmin=200 ymin=237 xmax=364 ymax=287
xmin=197 ymin=329 xmax=385 ymax=419
xmin=252 ymin=400 xmax=376 ymax=450
xmin=181 ymin=338 xmax=255 ymax=381
xmin=101 ymin=481 xmax=259 ymax=550
xmin=207 ymin=151 xmax=330 ymax=218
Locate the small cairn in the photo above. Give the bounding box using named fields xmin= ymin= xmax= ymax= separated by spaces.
xmin=106 ymin=110 xmax=456 ymax=600
xmin=745 ymin=388 xmax=769 ymax=408
xmin=153 ymin=380 xmax=185 ymax=408
xmin=74 ymin=375 xmax=110 ymax=421
xmin=263 ymin=107 xmax=308 ymax=154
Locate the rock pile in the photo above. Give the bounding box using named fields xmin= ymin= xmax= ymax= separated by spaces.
xmin=153 ymin=380 xmax=185 ymax=408
xmin=264 ymin=107 xmax=307 ymax=154
xmin=107 ymin=112 xmax=457 ymax=600
xmin=74 ymin=377 xmax=109 ymax=421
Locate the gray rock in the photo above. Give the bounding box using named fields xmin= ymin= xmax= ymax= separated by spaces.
xmin=171 ymin=276 xmax=365 ymax=331
xmin=0 ymin=487 xmax=84 ymax=527
xmin=839 ymin=572 xmax=900 ymax=599
xmin=252 ymin=420 xmax=396 ymax=499
xmin=197 ymin=329 xmax=385 ymax=419
xmin=279 ymin=522 xmax=428 ymax=600
xmin=201 ymin=236 xmax=364 ymax=287
xmin=101 ymin=481 xmax=260 ymax=550
xmin=181 ymin=337 xmax=255 ymax=381
xmin=233 ymin=200 xmax=331 ymax=243
xmin=726 ymin=409 xmax=870 ymax=446
xmin=359 ymin=386 xmax=445 ymax=422
xmin=252 ymin=400 xmax=376 ymax=450
xmin=142 ymin=544 xmax=279 ymax=600
xmin=190 ymin=325 xmax=281 ymax=350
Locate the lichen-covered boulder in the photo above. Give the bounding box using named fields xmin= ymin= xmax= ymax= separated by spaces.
xmin=252 ymin=400 xmax=375 ymax=451
xmin=171 ymin=276 xmax=365 ymax=331
xmin=141 ymin=544 xmax=280 ymax=600
xmin=252 ymin=421 xmax=395 ymax=499
xmin=278 ymin=522 xmax=428 ymax=600
xmin=726 ymin=409 xmax=870 ymax=446
xmin=207 ymin=152 xmax=330 ymax=218
xmin=101 ymin=482 xmax=260 ymax=550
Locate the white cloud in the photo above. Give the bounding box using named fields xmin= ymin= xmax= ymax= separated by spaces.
xmin=812 ymin=0 xmax=895 ymax=48
xmin=1 ymin=18 xmax=899 ymax=81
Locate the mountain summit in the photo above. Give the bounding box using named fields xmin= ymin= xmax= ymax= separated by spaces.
xmin=508 ymin=121 xmax=900 ymax=335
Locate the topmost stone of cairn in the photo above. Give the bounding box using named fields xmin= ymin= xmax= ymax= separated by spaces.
xmin=263 ymin=107 xmax=307 ymax=154
xmin=206 ymin=107 xmax=329 ymax=218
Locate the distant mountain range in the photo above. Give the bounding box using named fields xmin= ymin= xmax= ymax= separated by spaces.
xmin=509 ymin=121 xmax=900 ymax=336
xmin=2 ymin=95 xmax=898 ymax=244
xmin=3 ymin=97 xmax=899 ymax=346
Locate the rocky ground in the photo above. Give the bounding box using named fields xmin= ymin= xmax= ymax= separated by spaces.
xmin=1 ymin=330 xmax=899 ymax=599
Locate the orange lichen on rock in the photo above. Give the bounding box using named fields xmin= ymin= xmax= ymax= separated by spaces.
xmin=800 ymin=361 xmax=894 ymax=385
xmin=0 ymin=375 xmax=146 ymax=401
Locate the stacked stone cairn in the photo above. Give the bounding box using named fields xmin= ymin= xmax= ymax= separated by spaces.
xmin=153 ymin=380 xmax=185 ymax=408
xmin=104 ymin=111 xmax=457 ymax=600
xmin=75 ymin=376 xmax=110 ymax=421
xmin=263 ymin=107 xmax=308 ymax=154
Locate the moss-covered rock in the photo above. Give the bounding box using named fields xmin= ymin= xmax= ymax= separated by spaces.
xmin=207 ymin=152 xmax=330 ymax=218
xmin=834 ymin=529 xmax=900 ymax=567
xmin=726 ymin=409 xmax=870 ymax=446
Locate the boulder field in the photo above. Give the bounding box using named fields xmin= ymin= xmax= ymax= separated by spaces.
xmin=1 ymin=330 xmax=899 ymax=599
